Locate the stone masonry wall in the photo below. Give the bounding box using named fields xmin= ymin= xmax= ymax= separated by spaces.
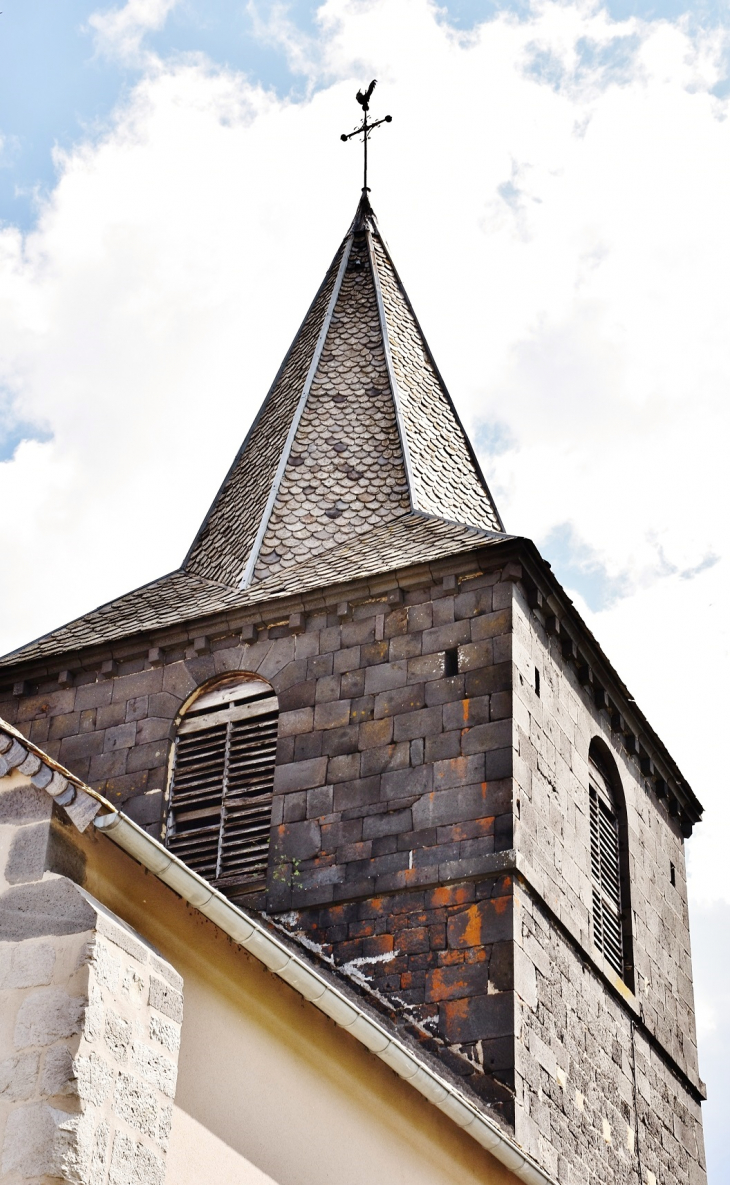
xmin=0 ymin=559 xmax=521 ymax=1122
xmin=267 ymin=567 xmax=515 ymax=909
xmin=0 ymin=773 xmax=183 ymax=1185
xmin=513 ymin=882 xmax=706 ymax=1185
xmin=510 ymin=584 xmax=701 ymax=1087
xmin=509 ymin=585 xmax=706 ymax=1184
xmin=276 ymin=875 xmax=517 ymax=1121
xmin=0 ymin=563 xmax=518 ymax=902
xmin=0 ymin=673 xmax=176 ymax=835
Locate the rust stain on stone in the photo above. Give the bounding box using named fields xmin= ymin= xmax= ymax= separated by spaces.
xmin=427 ymin=884 xmax=473 ymax=908
xmin=445 ymin=997 xmax=469 ymax=1021
xmin=460 ymin=905 xmax=482 ymax=948
xmin=427 ymin=967 xmax=473 ymax=1002
xmin=440 ymin=949 xmax=466 ymax=967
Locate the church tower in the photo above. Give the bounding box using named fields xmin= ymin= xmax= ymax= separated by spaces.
xmin=0 ymin=188 xmax=706 ymax=1184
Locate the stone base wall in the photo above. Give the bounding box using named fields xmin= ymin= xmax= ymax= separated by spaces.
xmin=0 ymin=778 xmax=182 ymax=1185
xmin=514 ymin=882 xmax=706 ymax=1185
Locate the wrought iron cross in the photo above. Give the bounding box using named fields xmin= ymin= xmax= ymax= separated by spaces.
xmin=340 ymin=80 xmax=392 ymax=193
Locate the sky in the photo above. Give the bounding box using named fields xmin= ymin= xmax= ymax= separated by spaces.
xmin=0 ymin=0 xmax=728 ymax=1174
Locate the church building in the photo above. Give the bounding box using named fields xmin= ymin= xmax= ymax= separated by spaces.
xmin=0 ymin=184 xmax=706 ymax=1185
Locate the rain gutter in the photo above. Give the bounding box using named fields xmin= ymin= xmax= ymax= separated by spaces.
xmin=94 ymin=809 xmax=556 ymax=1185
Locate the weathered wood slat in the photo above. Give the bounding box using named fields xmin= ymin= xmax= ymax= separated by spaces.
xmin=190 ymin=677 xmax=274 ymax=713
xmin=179 ymin=697 xmax=277 ymax=735
xmin=589 ymin=786 xmax=624 ymax=975
xmin=166 ymin=680 xmax=278 ymax=886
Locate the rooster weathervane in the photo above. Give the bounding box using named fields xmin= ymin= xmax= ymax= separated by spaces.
xmin=340 ymin=80 xmax=392 ymax=193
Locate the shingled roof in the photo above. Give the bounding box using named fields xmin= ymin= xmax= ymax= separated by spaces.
xmin=0 ymin=194 xmax=507 ymax=669
xmin=0 ymin=516 xmax=509 ymax=667
xmin=183 ymin=192 xmax=504 ymax=589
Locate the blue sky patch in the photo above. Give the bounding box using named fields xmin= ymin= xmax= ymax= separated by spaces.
xmin=575 ymin=34 xmax=642 ymax=85
xmin=524 ymin=33 xmax=642 ymax=94
xmin=0 ymin=0 xmax=127 ymax=230
xmin=2 ymin=0 xmax=725 ymax=229
xmin=0 ymin=416 xmax=53 ymax=463
xmin=1 ymin=0 xmax=728 ymax=230
xmin=540 ymin=522 xmax=630 ymax=611
xmin=0 ymin=0 xmax=314 ymax=230
xmin=474 ymin=419 xmax=517 ymax=457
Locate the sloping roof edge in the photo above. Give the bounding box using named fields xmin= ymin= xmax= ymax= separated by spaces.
xmin=514 ymin=538 xmax=704 ymax=825
xmin=0 ymin=516 xmax=506 ymax=669
xmin=368 ymin=215 xmax=505 ymax=533
xmin=0 ymin=715 xmax=555 ymax=1185
xmin=240 ymin=234 xmax=355 ymax=588
xmin=0 ymin=716 xmax=105 ymax=831
xmin=180 ymin=234 xmax=349 ymax=578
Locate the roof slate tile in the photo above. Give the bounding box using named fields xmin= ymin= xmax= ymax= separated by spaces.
xmin=0 ymin=195 xmax=508 ymax=669
xmin=184 ymin=194 xmax=505 ymax=591
xmin=0 ymin=517 xmax=507 ymax=668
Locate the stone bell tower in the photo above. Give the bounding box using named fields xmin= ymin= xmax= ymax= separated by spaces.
xmin=0 ymin=190 xmax=706 ymax=1184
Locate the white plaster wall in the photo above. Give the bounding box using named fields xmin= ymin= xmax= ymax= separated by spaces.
xmin=166 ymin=1110 xmax=279 ymax=1185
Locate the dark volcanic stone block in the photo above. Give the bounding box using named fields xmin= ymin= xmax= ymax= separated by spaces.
xmin=440 ymin=991 xmax=515 ymax=1044
xmin=425 ymin=961 xmax=490 ymax=1003
xmin=447 ymin=898 xmax=513 ymax=947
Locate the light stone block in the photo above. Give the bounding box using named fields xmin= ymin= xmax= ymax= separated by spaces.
xmin=14 ymin=986 xmax=86 ymax=1048
xmin=40 ymin=1042 xmax=76 ymax=1096
xmin=0 ymin=1051 xmax=39 ymax=1102
xmin=1 ymin=1101 xmax=57 ymax=1176
xmin=149 ymin=1016 xmax=180 ymax=1053
xmin=0 ymin=939 xmax=55 ymax=989
xmin=0 ymin=866 xmax=182 ymax=1185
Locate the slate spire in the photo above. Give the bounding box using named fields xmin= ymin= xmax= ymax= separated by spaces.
xmin=183 ymin=194 xmax=504 ymax=590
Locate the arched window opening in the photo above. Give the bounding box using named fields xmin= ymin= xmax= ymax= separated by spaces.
xmin=588 ymin=742 xmax=633 ymax=987
xmin=165 ymin=675 xmax=278 ymax=890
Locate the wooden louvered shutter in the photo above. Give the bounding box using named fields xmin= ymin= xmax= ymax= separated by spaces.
xmin=165 ymin=677 xmax=278 ymax=889
xmin=589 ymin=763 xmax=624 ymax=977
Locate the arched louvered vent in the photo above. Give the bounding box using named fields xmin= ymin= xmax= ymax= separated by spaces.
xmin=165 ymin=676 xmax=278 ymax=890
xmin=589 ymin=758 xmax=624 ymax=977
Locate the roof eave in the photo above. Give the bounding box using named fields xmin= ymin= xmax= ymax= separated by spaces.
xmin=0 ymin=533 xmax=700 ymax=827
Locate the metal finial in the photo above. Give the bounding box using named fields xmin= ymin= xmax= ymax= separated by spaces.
xmin=340 ymin=79 xmax=392 ymax=193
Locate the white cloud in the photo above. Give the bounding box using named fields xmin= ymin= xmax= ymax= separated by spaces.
xmin=245 ymin=1 xmax=323 ymax=82
xmin=1 ymin=0 xmax=729 ymax=903
xmin=88 ymin=0 xmax=182 ymax=66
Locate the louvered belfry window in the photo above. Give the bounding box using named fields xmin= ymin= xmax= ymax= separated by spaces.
xmin=589 ymin=758 xmax=624 ymax=977
xmin=165 ymin=676 xmax=278 ymax=889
